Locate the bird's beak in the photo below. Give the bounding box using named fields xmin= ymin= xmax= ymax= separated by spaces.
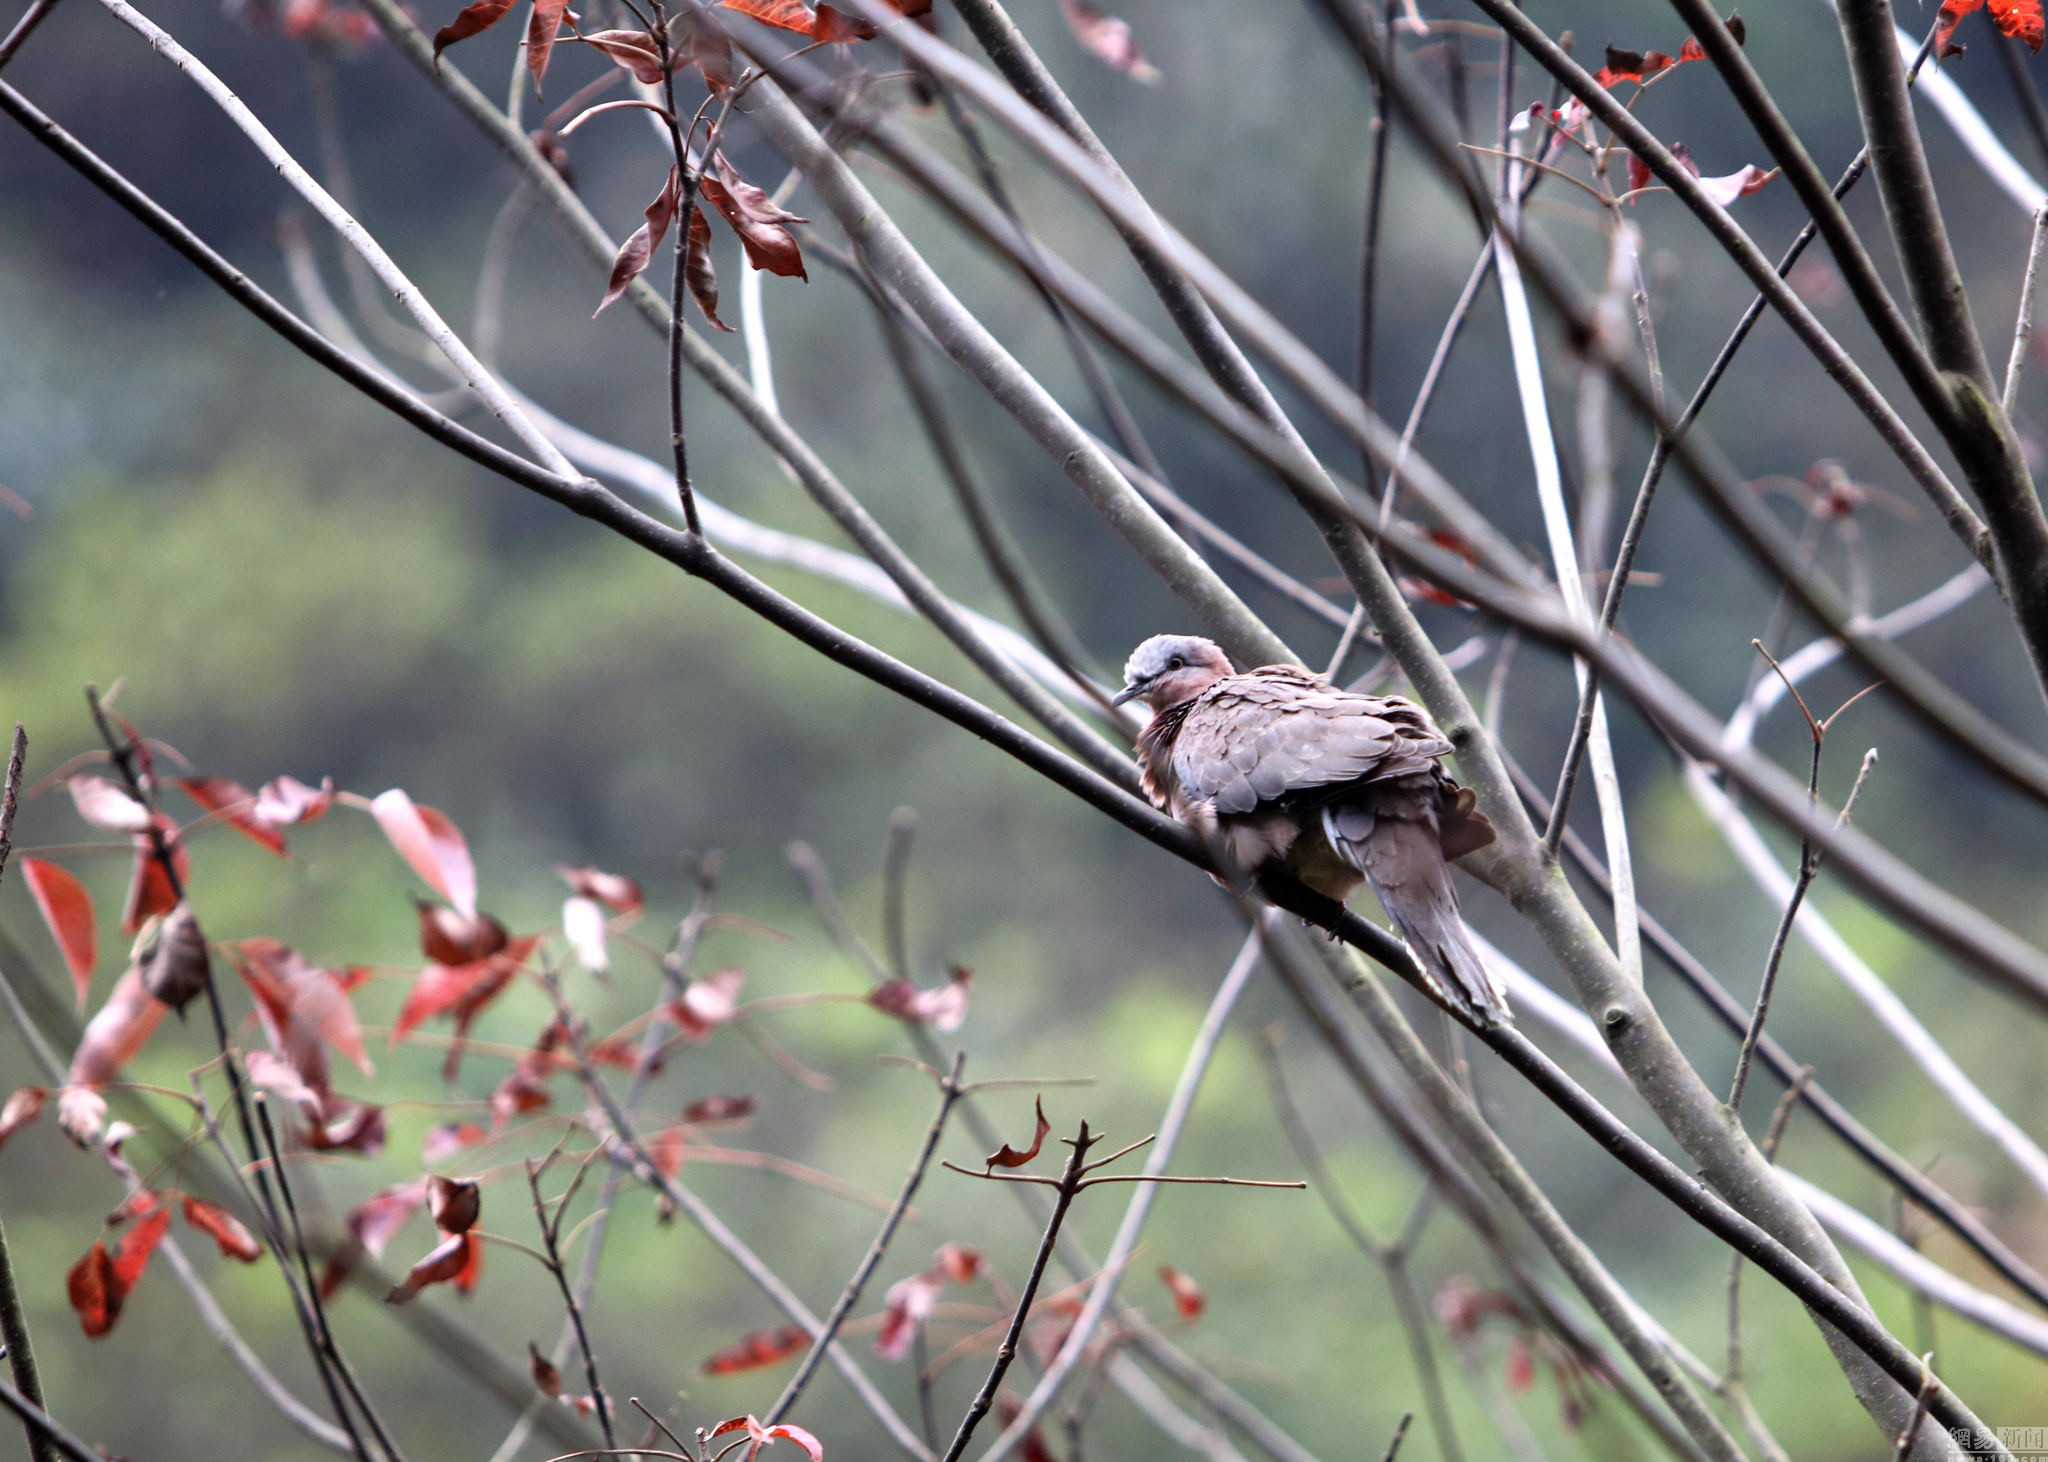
xmin=1109 ymin=678 xmax=1150 ymax=708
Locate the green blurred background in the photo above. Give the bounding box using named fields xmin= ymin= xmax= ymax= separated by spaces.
xmin=6 ymin=0 xmax=2048 ymax=1456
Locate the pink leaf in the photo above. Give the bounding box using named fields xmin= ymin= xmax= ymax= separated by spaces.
xmin=370 ymin=789 xmax=477 ymax=918
xmin=0 ymin=1087 xmax=46 ymax=1150
xmin=563 ymin=895 xmax=609 ymax=973
xmin=65 ymin=776 xmax=151 ymax=832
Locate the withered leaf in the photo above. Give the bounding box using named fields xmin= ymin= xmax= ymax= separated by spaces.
xmin=702 ymin=156 xmax=808 ymax=278
xmin=526 ymin=0 xmax=573 ymax=90
xmin=985 ymin=1094 xmax=1049 ymax=1170
xmin=428 ymin=1174 xmax=482 ymax=1235
xmin=386 ymin=1229 xmax=478 ymax=1303
xmin=433 ymin=0 xmax=515 ymax=62
xmin=417 ymin=901 xmax=511 ymax=965
xmin=685 ymin=204 xmax=736 ymax=332
xmin=597 ymin=166 xmax=682 ymax=316
xmin=139 ymin=902 xmax=210 ymax=1016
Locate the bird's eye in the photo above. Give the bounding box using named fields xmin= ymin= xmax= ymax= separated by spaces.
xmin=1167 ymin=657 xmax=1184 ymax=670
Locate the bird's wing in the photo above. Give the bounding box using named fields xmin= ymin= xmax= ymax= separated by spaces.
xmin=1171 ymin=670 xmax=1451 ymax=816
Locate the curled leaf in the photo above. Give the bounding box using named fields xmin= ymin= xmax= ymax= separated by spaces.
xmin=417 ymin=902 xmax=510 ymax=965
xmin=429 ymin=1174 xmax=482 ymax=1234
xmin=139 ymin=902 xmax=210 ymax=1016
xmin=685 ymin=204 xmax=736 ymax=332
xmin=433 ymin=0 xmax=514 ymax=61
xmin=985 ymin=1095 xmax=1049 ymax=1170
xmin=875 ymin=1272 xmax=942 ymax=1361
xmin=68 ymin=1196 xmax=171 ymax=1337
xmin=597 ymin=166 xmax=682 ymax=316
xmin=385 ymin=1229 xmax=479 ymax=1303
xmin=702 ymin=156 xmax=807 ymax=278
xmin=933 ymin=1242 xmax=984 ymax=1285
xmin=578 ymin=28 xmax=668 ymax=82
xmin=530 ymin=1342 xmax=563 ymax=1395
xmin=710 ymin=1415 xmax=824 ymax=1462
xmin=21 ymin=857 xmax=96 ymax=1009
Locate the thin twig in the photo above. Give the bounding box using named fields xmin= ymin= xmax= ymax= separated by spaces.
xmin=0 ymin=1377 xmax=100 ymax=1462
xmin=0 ymin=0 xmax=60 ymax=72
xmin=766 ymin=1050 xmax=967 ymax=1425
xmin=1889 ymin=1356 xmax=1938 ymax=1462
xmin=0 ymin=1077 xmax=59 ymax=1462
xmin=2003 ymin=202 xmax=2048 ymax=414
xmin=939 ymin=1123 xmax=1099 ymax=1462
xmin=1376 ymin=1413 xmax=1413 ymax=1462
xmin=528 ymin=1155 xmax=617 ymax=1446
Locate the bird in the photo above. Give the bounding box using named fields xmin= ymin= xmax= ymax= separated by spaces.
xmin=1112 ymin=633 xmax=1510 ymax=1023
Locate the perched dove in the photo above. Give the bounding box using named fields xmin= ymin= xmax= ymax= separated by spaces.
xmin=1114 ymin=634 xmax=1509 ymax=1022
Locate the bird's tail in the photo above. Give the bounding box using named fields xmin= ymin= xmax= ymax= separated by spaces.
xmin=1335 ymin=810 xmax=1512 ymax=1025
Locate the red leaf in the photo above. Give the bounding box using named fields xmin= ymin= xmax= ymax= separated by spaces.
xmin=1940 ymin=0 xmax=2045 ymax=55
xmin=322 ymin=1179 xmax=430 ymax=1298
xmin=122 ymin=815 xmax=187 ymax=935
xmin=710 ymin=1416 xmax=823 ymax=1462
xmin=530 ymin=1343 xmax=562 ymax=1395
xmin=0 ymin=1087 xmax=46 ymax=1150
xmin=685 ymin=204 xmax=737 ymax=332
xmin=985 ymin=1095 xmax=1049 ymax=1170
xmin=182 ymin=1196 xmax=263 ymax=1262
xmin=308 ymin=1101 xmax=387 ymax=1155
xmin=676 ymin=9 xmax=737 ymax=87
xmin=371 ymin=789 xmax=477 ymax=918
xmin=666 ymin=966 xmax=744 ymax=1040
xmin=454 ymin=1227 xmax=485 ymax=1294
xmin=69 ymin=1194 xmax=173 ymax=1336
xmin=597 ymin=166 xmax=682 ymax=316
xmin=1678 ymin=34 xmax=1707 ymax=62
xmin=1158 ymin=1264 xmax=1205 ymax=1321
xmin=417 ymin=902 xmax=510 ymax=965
xmin=1056 ymin=0 xmax=1158 ymax=81
xmin=682 ymin=1094 xmax=755 ymax=1124
xmin=702 ymin=156 xmax=808 ymax=279
xmin=811 ymin=4 xmax=874 ymax=41
xmin=21 ymin=857 xmax=96 ymax=1008
xmin=67 ymin=1239 xmax=119 ymax=1337
xmin=138 ymin=902 xmax=210 ymax=1016
xmin=236 ymin=937 xmax=373 ymax=1078
xmin=253 ymin=775 xmax=334 ymax=827
xmin=68 ymin=965 xmax=170 ymax=1090
xmin=1625 ymin=152 xmax=1651 ymax=197
xmin=555 ymin=865 xmax=643 ymax=913
xmin=386 ymin=1229 xmax=478 ymax=1303
xmin=875 ymin=1272 xmax=942 ymax=1360
xmin=996 ymin=1397 xmax=1056 ymax=1462
xmin=429 ymin=1174 xmax=481 ymax=1234
xmin=648 ymin=1124 xmax=686 ymax=1179
xmin=718 ymin=0 xmax=815 ymax=33
xmin=527 ymin=0 xmax=572 ymax=89
xmin=433 ymin=0 xmax=514 ymax=61
xmin=177 ymin=776 xmax=286 ymax=855
xmin=701 ymin=1324 xmax=808 ymax=1375
xmin=866 ymin=965 xmax=969 ymax=1031
xmin=422 ymin=1121 xmax=487 ymax=1164
xmin=66 ymin=776 xmax=151 ymax=832
xmin=392 ymin=935 xmax=537 ymax=1046
xmin=1505 ymin=1334 xmax=1535 ymax=1392
xmin=933 ymin=1242 xmax=983 ymax=1285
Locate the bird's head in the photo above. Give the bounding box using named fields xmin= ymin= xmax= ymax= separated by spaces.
xmin=1111 ymin=634 xmax=1234 ymax=710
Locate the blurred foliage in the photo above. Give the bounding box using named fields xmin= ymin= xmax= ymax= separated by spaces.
xmin=5 ymin=0 xmax=2048 ymax=1459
